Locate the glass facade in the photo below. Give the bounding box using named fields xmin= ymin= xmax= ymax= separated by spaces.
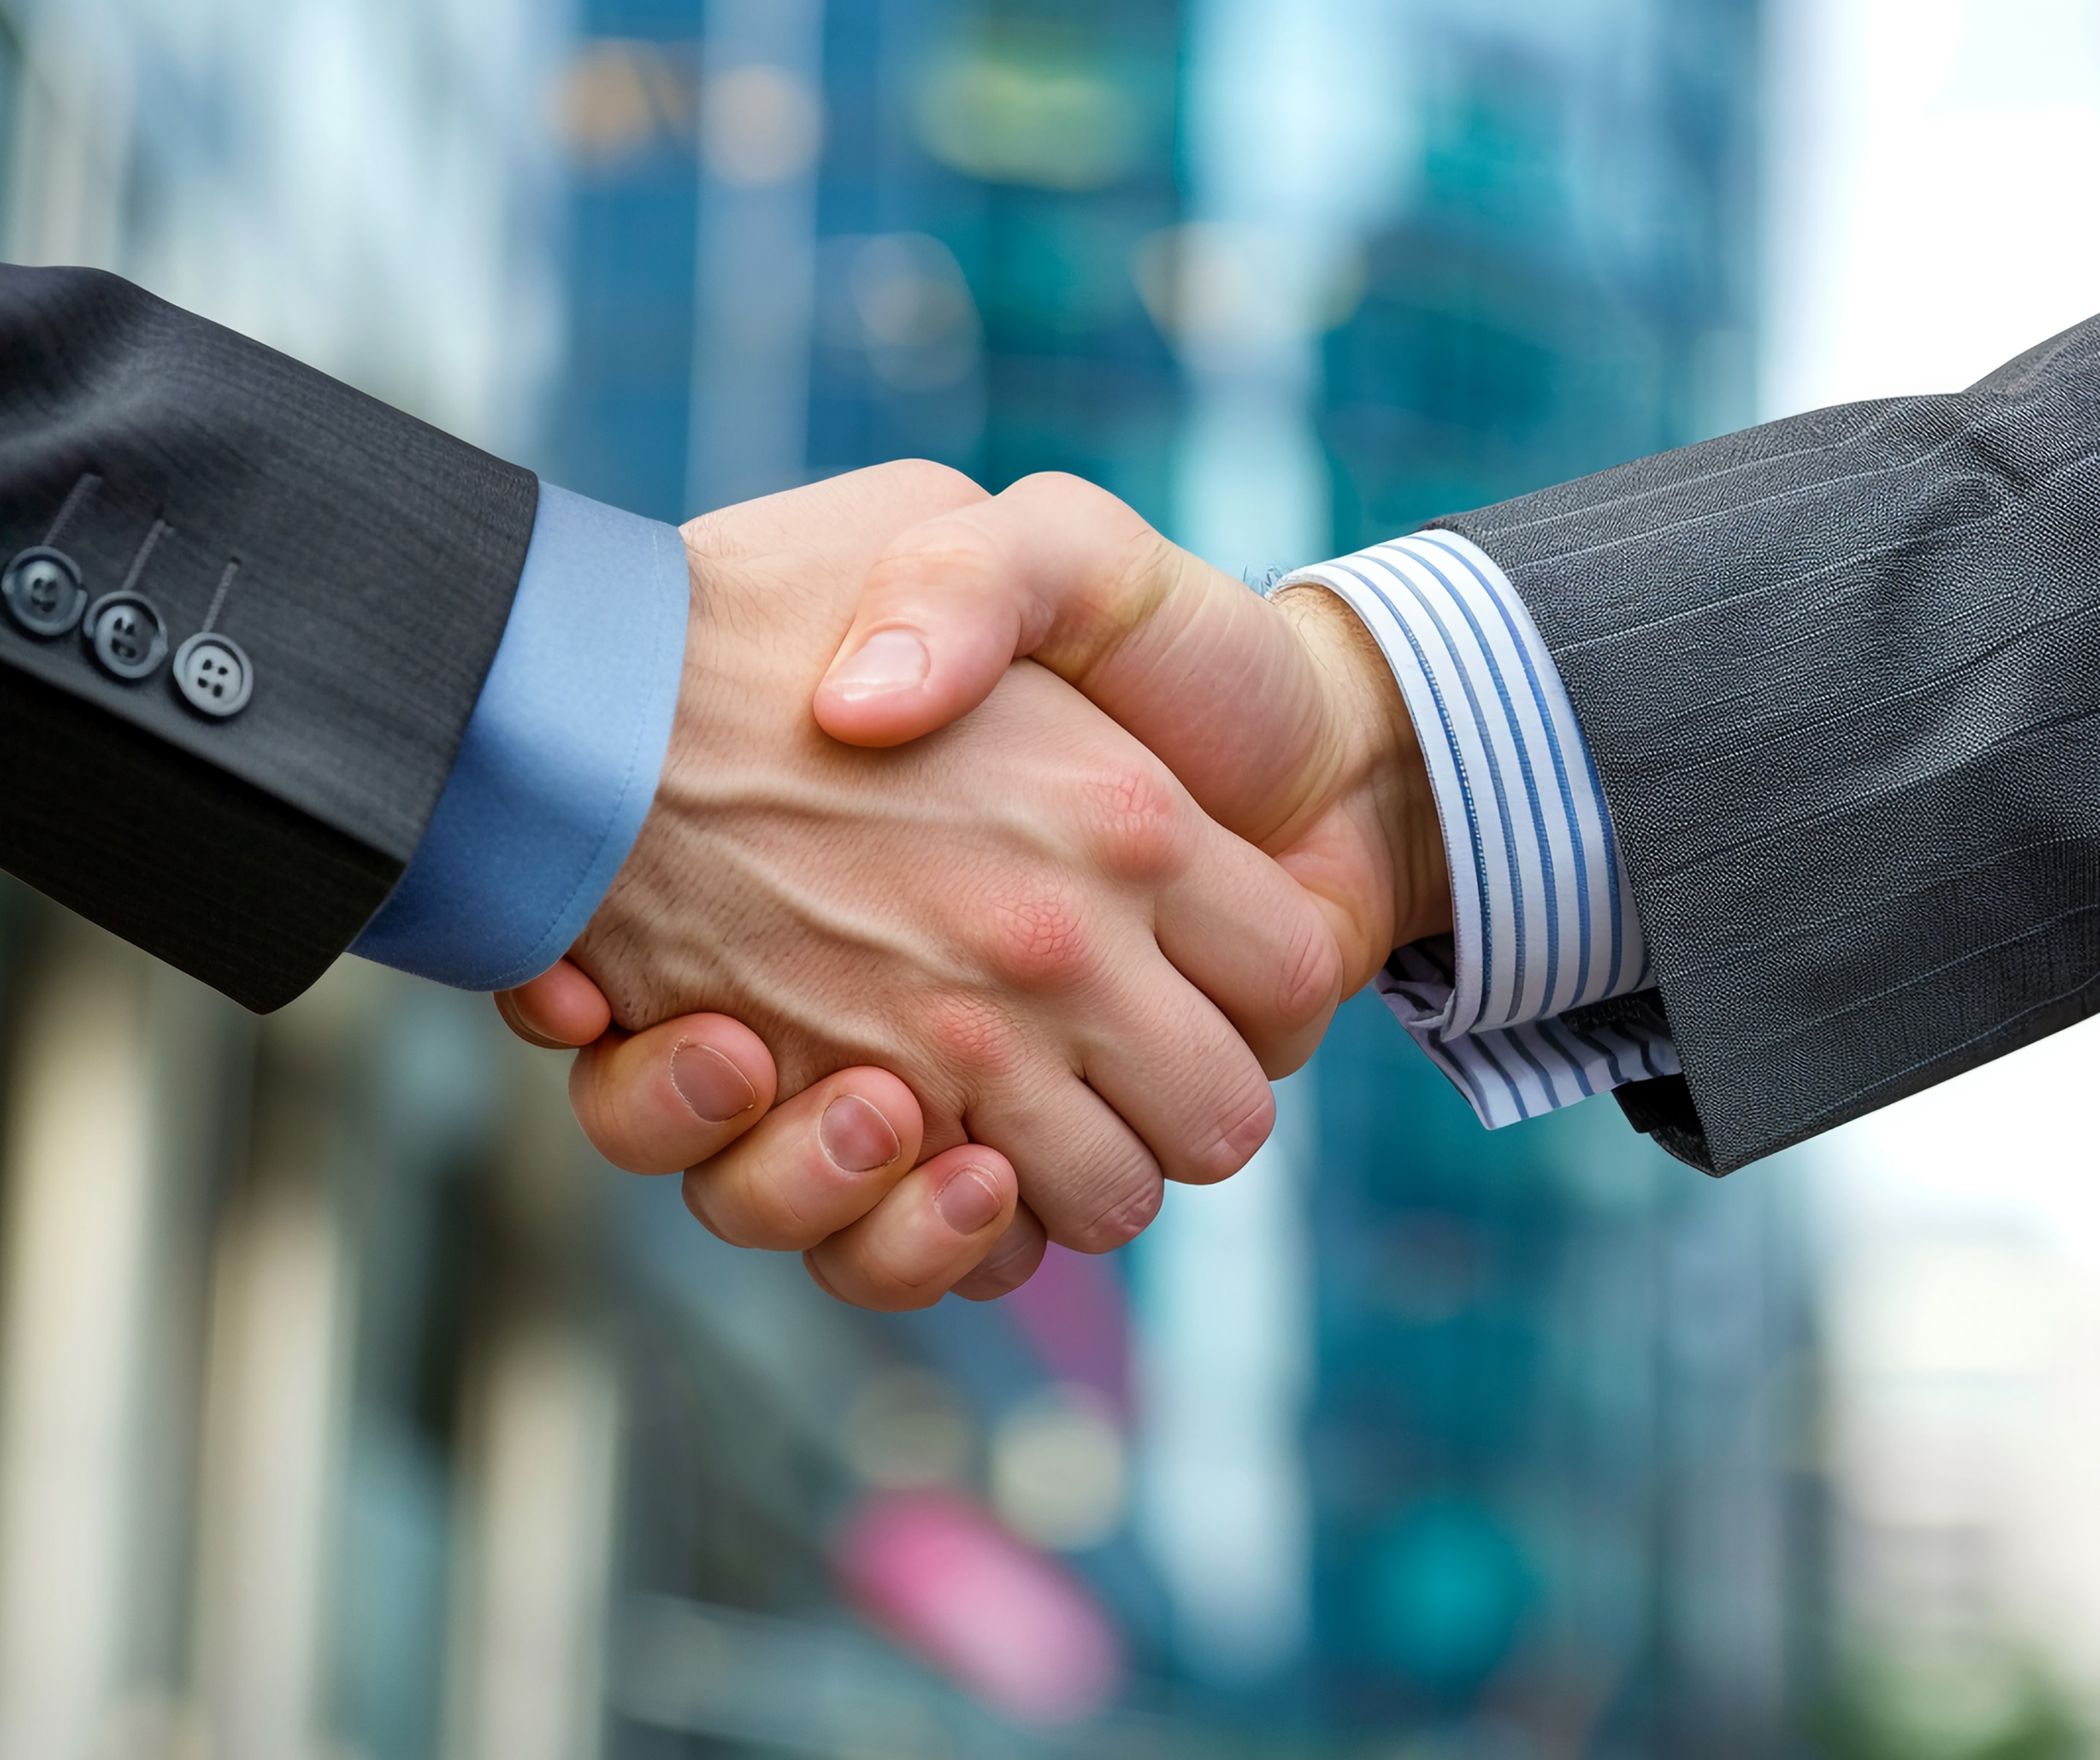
xmin=1320 ymin=1 xmax=1760 ymax=550
xmin=553 ymin=0 xmax=1187 ymax=527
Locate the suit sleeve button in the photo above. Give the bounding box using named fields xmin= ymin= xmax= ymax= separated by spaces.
xmin=173 ymin=632 xmax=254 ymax=717
xmin=2 ymin=547 xmax=87 ymax=637
xmin=84 ymin=592 xmax=169 ymax=681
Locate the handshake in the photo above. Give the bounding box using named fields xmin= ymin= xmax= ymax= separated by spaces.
xmin=492 ymin=462 xmax=1451 ymax=1310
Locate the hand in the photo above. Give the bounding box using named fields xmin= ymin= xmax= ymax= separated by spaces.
xmin=816 ymin=472 xmax=1450 ymax=985
xmin=510 ymin=462 xmax=1347 ymax=1299
xmin=511 ymin=468 xmax=1448 ymax=1309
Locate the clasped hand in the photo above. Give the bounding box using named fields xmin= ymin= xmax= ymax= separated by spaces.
xmin=496 ymin=462 xmax=1450 ymax=1308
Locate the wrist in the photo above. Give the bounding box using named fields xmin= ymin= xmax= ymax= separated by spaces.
xmin=1272 ymin=585 xmax=1451 ymax=955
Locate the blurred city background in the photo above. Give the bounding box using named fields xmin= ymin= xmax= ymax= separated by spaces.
xmin=0 ymin=0 xmax=2097 ymax=1756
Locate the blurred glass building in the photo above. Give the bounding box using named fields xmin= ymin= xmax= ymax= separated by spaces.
xmin=550 ymin=0 xmax=1186 ymax=522
xmin=0 ymin=0 xmax=1857 ymax=1757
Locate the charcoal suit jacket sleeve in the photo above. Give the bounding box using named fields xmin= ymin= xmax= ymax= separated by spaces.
xmin=1432 ymin=314 xmax=2100 ymax=1174
xmin=0 ymin=264 xmax=543 ymax=1012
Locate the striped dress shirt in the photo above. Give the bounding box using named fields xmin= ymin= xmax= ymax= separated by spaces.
xmin=1279 ymin=532 xmax=1682 ymax=1129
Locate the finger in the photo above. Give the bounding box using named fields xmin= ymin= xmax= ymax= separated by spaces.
xmin=952 ymin=1203 xmax=1048 ymax=1301
xmin=1149 ymin=811 xmax=1348 ymax=1076
xmin=962 ymin=1069 xmax=1166 ymax=1257
xmin=682 ymin=1066 xmax=927 ymax=1251
xmin=1078 ymin=944 xmax=1279 ymax=1188
xmin=802 ymin=1144 xmax=1019 ymax=1312
xmin=495 ymin=958 xmax=614 ymax=1048
xmin=569 ymin=1013 xmax=781 ymax=1175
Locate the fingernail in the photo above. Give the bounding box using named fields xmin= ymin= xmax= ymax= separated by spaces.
xmin=670 ymin=1041 xmax=757 ymax=1123
xmin=821 ymin=1095 xmax=902 ymax=1172
xmin=933 ymin=1165 xmax=1004 ymax=1236
xmin=829 ymin=628 xmax=929 ymax=700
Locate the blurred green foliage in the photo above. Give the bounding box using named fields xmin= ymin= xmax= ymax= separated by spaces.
xmin=1811 ymin=1653 xmax=2086 ymax=1760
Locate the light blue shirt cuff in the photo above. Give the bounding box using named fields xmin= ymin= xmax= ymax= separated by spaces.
xmin=351 ymin=484 xmax=689 ymax=990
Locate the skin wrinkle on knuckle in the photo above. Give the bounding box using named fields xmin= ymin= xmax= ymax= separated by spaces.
xmin=1123 ymin=527 xmax=1191 ymax=627
xmin=1187 ymin=1082 xmax=1277 ymax=1184
xmin=873 ymin=1256 xmax=951 ymax=1311
xmin=1276 ymin=910 xmax=1344 ymax=1033
xmin=1082 ymin=764 xmax=1184 ymax=883
xmin=1054 ymin=525 xmax=1197 ymax=695
xmin=821 ymin=1248 xmax=940 ymax=1314
xmin=923 ymin=992 xmax=1022 ymax=1084
xmin=964 ymin=1261 xmax=1028 ymax=1301
xmin=746 ymin=1171 xmax=817 ymax=1246
xmin=958 ymin=1217 xmax=1046 ymax=1298
xmin=977 ymin=875 xmax=1094 ymax=994
xmin=1033 ymin=532 xmax=1169 ymax=678
xmin=1079 ymin=1176 xmax=1164 ymax=1251
xmin=697 ymin=1168 xmax=811 ymax=1253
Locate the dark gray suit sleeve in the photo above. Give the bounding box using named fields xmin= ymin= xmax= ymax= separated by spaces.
xmin=1434 ymin=314 xmax=2100 ymax=1173
xmin=0 ymin=266 xmax=539 ymax=1010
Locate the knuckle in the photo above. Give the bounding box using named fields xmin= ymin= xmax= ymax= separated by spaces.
xmin=861 ymin=1276 xmax=949 ymax=1315
xmin=925 ymin=993 xmax=1024 ymax=1080
xmin=956 ymin=1213 xmax=1047 ymax=1301
xmin=1084 ymin=765 xmax=1184 ymax=880
xmin=876 ymin=458 xmax=981 ymax=506
xmin=1072 ymin=1172 xmax=1164 ymax=1253
xmin=1276 ymin=917 xmax=1344 ymax=1034
xmin=979 ymin=877 xmax=1094 ymax=992
xmin=812 ymin=1245 xmax=950 ymax=1315
xmin=960 ymin=1246 xmax=1037 ymax=1301
xmin=682 ymin=1168 xmax=807 ymax=1253
xmin=1184 ymin=1080 xmax=1277 ymax=1185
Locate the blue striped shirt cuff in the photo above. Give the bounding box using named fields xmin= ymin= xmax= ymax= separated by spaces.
xmin=1280 ymin=531 xmax=1680 ymax=1128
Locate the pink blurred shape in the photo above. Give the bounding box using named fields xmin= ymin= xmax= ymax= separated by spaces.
xmin=835 ymin=1489 xmax=1124 ymax=1724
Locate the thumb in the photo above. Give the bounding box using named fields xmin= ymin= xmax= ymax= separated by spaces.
xmin=815 ymin=473 xmax=1328 ymax=844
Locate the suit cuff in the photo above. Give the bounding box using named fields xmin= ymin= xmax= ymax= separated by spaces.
xmin=350 ymin=484 xmax=688 ymax=990
xmin=1279 ymin=532 xmax=1679 ymax=1126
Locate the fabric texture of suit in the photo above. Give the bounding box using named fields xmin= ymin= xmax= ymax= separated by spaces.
xmin=0 ymin=267 xmax=538 ymax=1010
xmin=1440 ymin=315 xmax=2100 ymax=1174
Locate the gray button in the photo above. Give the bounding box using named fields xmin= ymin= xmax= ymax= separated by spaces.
xmin=173 ymin=631 xmax=254 ymax=717
xmin=84 ymin=592 xmax=169 ymax=681
xmin=2 ymin=547 xmax=87 ymax=637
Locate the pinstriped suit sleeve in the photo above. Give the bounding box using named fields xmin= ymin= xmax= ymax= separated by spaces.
xmin=1281 ymin=533 xmax=1681 ymax=1132
xmin=1434 ymin=314 xmax=2100 ymax=1175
